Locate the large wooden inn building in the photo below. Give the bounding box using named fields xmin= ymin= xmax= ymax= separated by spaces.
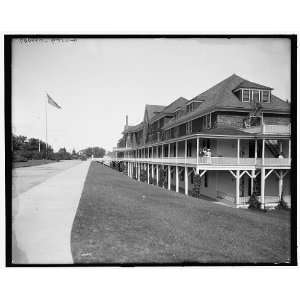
xmin=112 ymin=74 xmax=291 ymax=209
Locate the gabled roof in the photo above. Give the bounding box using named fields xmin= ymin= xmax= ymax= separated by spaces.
xmin=150 ymin=97 xmax=188 ymax=123
xmin=145 ymin=104 xmax=165 ymax=120
xmin=163 ymin=74 xmax=290 ymax=130
xmin=123 ymin=105 xmax=165 ymax=134
xmin=234 ymin=79 xmax=273 ymax=90
xmin=123 ymin=122 xmax=143 ymax=134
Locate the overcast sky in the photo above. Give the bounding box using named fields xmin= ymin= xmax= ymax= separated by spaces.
xmin=12 ymin=38 xmax=291 ymax=152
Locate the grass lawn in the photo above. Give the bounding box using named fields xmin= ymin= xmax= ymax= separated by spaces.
xmin=13 ymin=159 xmax=55 ymax=168
xmin=71 ymin=162 xmax=291 ymax=264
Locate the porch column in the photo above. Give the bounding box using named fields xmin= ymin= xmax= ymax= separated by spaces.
xmin=185 ymin=140 xmax=187 ymax=165
xmin=147 ymin=163 xmax=150 ymax=184
xmin=261 ymin=168 xmax=265 ymax=209
xmin=251 ymin=169 xmax=255 ymax=194
xmin=156 ymin=164 xmax=159 ymax=185
xmin=168 ymin=165 xmax=171 ymax=190
xmin=196 ymin=137 xmax=199 ymax=165
xmin=175 ymin=166 xmax=179 ymax=192
xmin=262 ymin=139 xmax=265 ymax=165
xmin=184 ymin=167 xmax=188 ymax=195
xmin=138 ymin=163 xmax=140 ymax=181
xmin=278 ymin=170 xmax=283 ymax=200
xmin=254 ymin=139 xmax=257 ymax=164
xmin=288 ymin=139 xmax=291 ymax=159
xmin=176 ymin=141 xmax=178 ymax=163
xmin=236 ymin=170 xmax=240 ymax=207
xmin=237 ymin=138 xmax=240 ymax=164
xmin=168 ymin=143 xmax=170 ymax=158
xmin=152 ymin=146 xmax=153 ymax=159
xmin=151 ymin=163 xmax=154 ymax=183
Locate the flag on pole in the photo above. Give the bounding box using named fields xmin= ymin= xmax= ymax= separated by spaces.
xmin=47 ymin=93 xmax=62 ymax=109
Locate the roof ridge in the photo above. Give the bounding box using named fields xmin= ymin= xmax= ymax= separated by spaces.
xmin=191 ymin=74 xmax=245 ymax=100
xmin=160 ymin=96 xmax=187 ymax=111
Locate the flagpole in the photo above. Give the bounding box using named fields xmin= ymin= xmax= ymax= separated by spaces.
xmin=45 ymin=94 xmax=48 ymax=159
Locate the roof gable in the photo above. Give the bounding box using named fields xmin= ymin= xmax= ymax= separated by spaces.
xmin=150 ymin=97 xmax=188 ymax=123
xmin=145 ymin=104 xmax=165 ymax=121
xmin=234 ymin=79 xmax=273 ymax=90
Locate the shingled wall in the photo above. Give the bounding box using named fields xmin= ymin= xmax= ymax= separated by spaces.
xmin=216 ymin=112 xmax=248 ymax=129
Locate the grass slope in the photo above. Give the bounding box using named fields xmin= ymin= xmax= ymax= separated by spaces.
xmin=71 ymin=162 xmax=290 ymax=264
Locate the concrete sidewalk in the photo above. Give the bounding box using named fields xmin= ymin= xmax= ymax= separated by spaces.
xmin=12 ymin=160 xmax=91 ymax=264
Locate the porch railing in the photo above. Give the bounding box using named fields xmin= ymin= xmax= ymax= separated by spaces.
xmin=262 ymin=124 xmax=291 ymax=135
xmin=116 ymin=156 xmax=291 ymax=167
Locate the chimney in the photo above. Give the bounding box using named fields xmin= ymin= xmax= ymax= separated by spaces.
xmin=126 ymin=115 xmax=128 ymax=128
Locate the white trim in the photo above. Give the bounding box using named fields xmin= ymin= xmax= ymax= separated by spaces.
xmin=252 ymin=89 xmax=260 ymax=103
xmin=229 ymin=170 xmax=237 ymax=178
xmin=242 ymin=89 xmax=250 ymax=102
xmin=265 ymin=169 xmax=274 ymax=180
xmin=261 ymin=90 xmax=271 ymax=103
xmin=199 ymin=170 xmax=207 ymax=178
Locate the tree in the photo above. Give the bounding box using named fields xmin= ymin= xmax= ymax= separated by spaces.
xmin=81 ymin=147 xmax=106 ymax=158
xmin=12 ymin=134 xmax=27 ymax=151
xmin=57 ymin=147 xmax=71 ymax=160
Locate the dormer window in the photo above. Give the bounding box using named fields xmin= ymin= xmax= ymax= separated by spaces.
xmin=174 ymin=108 xmax=181 ymax=120
xmin=240 ymin=88 xmax=271 ymax=103
xmin=261 ymin=90 xmax=270 ymax=103
xmin=242 ymin=89 xmax=250 ymax=102
xmin=186 ymin=100 xmax=203 ymax=113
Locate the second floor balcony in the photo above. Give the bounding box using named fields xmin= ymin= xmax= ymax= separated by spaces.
xmin=116 ymin=156 xmax=291 ymax=170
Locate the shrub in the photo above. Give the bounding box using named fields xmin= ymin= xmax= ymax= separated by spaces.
xmin=247 ymin=192 xmax=261 ymax=210
xmin=119 ymin=162 xmax=125 ymax=172
xmin=140 ymin=169 xmax=148 ymax=182
xmin=276 ymin=193 xmax=289 ymax=210
xmin=13 ymin=152 xmax=27 ymax=162
xmin=31 ymin=151 xmax=43 ymax=160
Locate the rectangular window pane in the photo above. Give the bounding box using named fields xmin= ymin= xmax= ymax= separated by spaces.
xmin=262 ymin=91 xmax=270 ymax=102
xmin=253 ymin=90 xmax=259 ymax=102
xmin=243 ymin=90 xmax=250 ymax=101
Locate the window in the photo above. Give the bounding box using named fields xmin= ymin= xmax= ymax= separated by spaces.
xmin=252 ymin=90 xmax=260 ymax=102
xmin=203 ymin=114 xmax=211 ymax=129
xmin=186 ymin=104 xmax=192 ymax=113
xmin=261 ymin=90 xmax=270 ymax=103
xmin=174 ymin=110 xmax=179 ymax=119
xmin=186 ymin=121 xmax=192 ymax=134
xmin=207 ymin=114 xmax=211 ymax=129
xmin=242 ymin=89 xmax=250 ymax=102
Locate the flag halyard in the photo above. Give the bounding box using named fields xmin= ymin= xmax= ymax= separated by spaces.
xmin=47 ymin=93 xmax=62 ymax=109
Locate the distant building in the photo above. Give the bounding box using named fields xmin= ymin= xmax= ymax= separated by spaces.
xmin=113 ymin=74 xmax=291 ymax=209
